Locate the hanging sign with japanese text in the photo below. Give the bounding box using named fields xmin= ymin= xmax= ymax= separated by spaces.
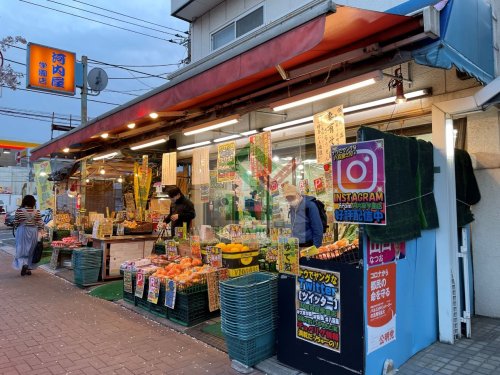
xmin=27 ymin=43 xmax=76 ymax=95
xmin=190 ymin=235 xmax=202 ymax=259
xmin=249 ymin=131 xmax=272 ymax=178
xmin=314 ymin=105 xmax=346 ymax=164
xmin=217 ymin=142 xmax=236 ymax=183
xmin=367 ymin=263 xmax=396 ymax=353
xmin=135 ymin=272 xmax=145 ymax=298
xmin=296 ymin=266 xmax=341 ymax=352
xmin=367 ymin=240 xmax=406 ymax=267
xmin=331 ymin=140 xmax=386 ymax=225
xmin=147 ymin=276 xmax=160 ymax=304
xmin=164 ymin=279 xmax=176 ymax=309
xmin=123 ymin=271 xmax=133 ymax=293
xmin=278 ymin=237 xmax=299 ymax=275
xmin=299 ymin=179 xmax=310 ymax=194
xmin=33 ymin=161 xmax=54 ymax=211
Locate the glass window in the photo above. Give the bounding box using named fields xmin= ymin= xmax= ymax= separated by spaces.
xmin=212 ymin=23 xmax=235 ymax=50
xmin=236 ymin=6 xmax=264 ymax=37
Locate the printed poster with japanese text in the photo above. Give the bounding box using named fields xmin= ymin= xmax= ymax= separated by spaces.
xmin=296 ymin=266 xmax=341 ymax=352
xmin=367 ymin=263 xmax=396 ymax=353
xmin=331 ymin=140 xmax=386 ymax=225
xmin=217 ymin=142 xmax=236 ymax=183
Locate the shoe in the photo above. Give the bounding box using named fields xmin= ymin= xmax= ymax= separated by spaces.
xmin=21 ymin=265 xmax=28 ymax=276
xmin=26 ymin=270 xmax=32 ymax=275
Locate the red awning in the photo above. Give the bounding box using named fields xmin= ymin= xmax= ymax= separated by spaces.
xmin=31 ymin=6 xmax=421 ymax=160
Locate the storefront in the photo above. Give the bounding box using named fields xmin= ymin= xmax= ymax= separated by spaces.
xmin=30 ymin=0 xmax=497 ymax=373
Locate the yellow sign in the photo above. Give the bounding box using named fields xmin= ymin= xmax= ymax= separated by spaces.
xmin=27 ymin=43 xmax=76 ymax=95
xmin=34 ymin=161 xmax=54 ymax=211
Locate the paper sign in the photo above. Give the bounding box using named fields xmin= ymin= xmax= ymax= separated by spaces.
xmin=147 ymin=276 xmax=160 ymax=304
xmin=217 ymin=142 xmax=236 ymax=182
xmin=270 ymin=180 xmax=279 ymax=197
xmin=207 ymin=271 xmax=220 ymax=312
xmin=164 ymin=279 xmax=176 ymax=309
xmin=296 ymin=266 xmax=341 ymax=352
xmin=123 ymin=271 xmax=133 ymax=293
xmin=331 ymin=140 xmax=386 ymax=225
xmin=250 ymin=131 xmax=272 ymax=178
xmin=175 ymin=226 xmax=185 ymax=239
xmin=135 ymin=272 xmax=145 ymax=298
xmin=367 ymin=240 xmax=406 ymax=267
xmin=34 ymin=161 xmax=54 ymax=211
xmin=314 ymin=177 xmax=326 ymax=195
xmin=200 ymin=184 xmax=210 ymax=203
xmin=278 ymin=237 xmax=299 ymax=275
xmin=299 ymin=179 xmax=310 ymax=194
xmin=191 ymin=235 xmax=201 ymax=259
xmin=314 ymin=105 xmax=346 ymax=164
xmin=166 ymin=240 xmax=178 ymax=259
xmin=229 ymin=224 xmax=242 ymax=242
xmin=367 ymin=263 xmax=396 ymax=353
xmin=206 ymin=246 xmax=222 ymax=268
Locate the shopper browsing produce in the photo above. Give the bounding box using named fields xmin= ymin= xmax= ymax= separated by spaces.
xmin=164 ymin=186 xmax=196 ymax=237
xmin=284 ymin=184 xmax=324 ymax=248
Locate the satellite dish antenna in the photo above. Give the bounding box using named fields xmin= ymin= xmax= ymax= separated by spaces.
xmin=87 ymin=67 xmax=108 ymax=92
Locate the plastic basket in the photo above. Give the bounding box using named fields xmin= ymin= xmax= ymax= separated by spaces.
xmin=168 ymin=290 xmax=216 ymax=326
xmin=73 ymin=267 xmax=100 ymax=286
xmin=224 ymin=330 xmax=276 ymax=367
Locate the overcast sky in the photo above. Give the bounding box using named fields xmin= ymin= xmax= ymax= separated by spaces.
xmin=0 ymin=0 xmax=188 ymax=144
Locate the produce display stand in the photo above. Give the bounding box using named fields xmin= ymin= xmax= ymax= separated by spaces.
xmin=92 ymin=235 xmax=157 ymax=280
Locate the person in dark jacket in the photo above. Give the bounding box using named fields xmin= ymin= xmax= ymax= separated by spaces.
xmin=284 ymin=184 xmax=323 ymax=248
xmin=164 ymin=186 xmax=196 ymax=237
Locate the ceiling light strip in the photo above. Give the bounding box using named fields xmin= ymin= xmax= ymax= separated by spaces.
xmin=177 ymin=141 xmax=212 ymax=151
xmin=214 ymin=134 xmax=242 ymax=143
xmin=93 ymin=152 xmax=118 ymax=161
xmin=271 ymin=70 xmax=383 ymax=112
xmin=130 ymin=138 xmax=166 ymax=150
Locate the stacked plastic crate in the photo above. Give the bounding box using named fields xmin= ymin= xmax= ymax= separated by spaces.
xmin=220 ymin=272 xmax=278 ymax=366
xmin=72 ymin=248 xmax=102 ymax=286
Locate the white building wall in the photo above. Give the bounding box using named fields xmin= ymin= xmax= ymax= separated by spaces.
xmin=468 ymin=110 xmax=500 ymax=318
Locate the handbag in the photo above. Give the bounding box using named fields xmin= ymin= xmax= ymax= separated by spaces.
xmin=32 ymin=240 xmax=43 ymax=264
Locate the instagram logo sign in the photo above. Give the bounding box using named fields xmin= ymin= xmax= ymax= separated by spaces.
xmin=332 ymin=140 xmax=385 ymax=193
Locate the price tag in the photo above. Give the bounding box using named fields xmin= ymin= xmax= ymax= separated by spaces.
xmin=191 ymin=235 xmax=201 ymax=259
xmin=147 ymin=276 xmax=160 ymax=304
xmin=164 ymin=279 xmax=176 ymax=309
xmin=206 ymin=246 xmax=222 ymax=268
xmin=135 ymin=272 xmax=145 ymax=298
xmin=123 ymin=271 xmax=133 ymax=293
xmin=166 ymin=240 xmax=178 ymax=260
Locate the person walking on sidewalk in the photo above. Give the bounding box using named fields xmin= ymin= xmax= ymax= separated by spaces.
xmin=12 ymin=195 xmax=44 ymax=276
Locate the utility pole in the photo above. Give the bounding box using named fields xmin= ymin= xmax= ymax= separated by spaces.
xmin=81 ymin=55 xmax=88 ymax=127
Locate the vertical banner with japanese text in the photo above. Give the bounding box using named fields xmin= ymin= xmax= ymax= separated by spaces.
xmin=331 ymin=140 xmax=386 ymax=225
xmin=192 ymin=147 xmax=210 ymax=185
xmin=367 ymin=262 xmax=396 ymax=353
xmin=34 ymin=161 xmax=54 ymax=211
xmin=249 ymin=131 xmax=272 ymax=178
xmin=314 ymin=105 xmax=346 ymax=164
xmin=217 ymin=142 xmax=236 ymax=183
xmin=161 ymin=152 xmax=177 ymax=186
xmin=277 ymin=237 xmax=299 ymax=275
xmin=296 ymin=266 xmax=341 ymax=352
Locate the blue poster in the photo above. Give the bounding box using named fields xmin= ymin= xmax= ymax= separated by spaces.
xmin=164 ymin=279 xmax=176 ymax=309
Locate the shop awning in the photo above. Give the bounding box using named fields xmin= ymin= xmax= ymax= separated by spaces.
xmin=412 ymin=0 xmax=495 ymax=84
xmin=31 ymin=5 xmax=426 ymax=161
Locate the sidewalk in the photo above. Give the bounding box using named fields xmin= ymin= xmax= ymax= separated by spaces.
xmin=0 ymin=249 xmax=242 ymax=375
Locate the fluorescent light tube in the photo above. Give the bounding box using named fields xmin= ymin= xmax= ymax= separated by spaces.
xmin=183 ymin=115 xmax=240 ymax=136
xmin=177 ymin=141 xmax=212 ymax=151
xmin=263 ymin=116 xmax=314 ymax=132
xmin=214 ymin=134 xmax=242 ymax=143
xmin=272 ymin=71 xmax=382 ymax=112
xmin=344 ymin=89 xmax=429 ymax=113
xmin=130 ymin=138 xmax=166 ymax=150
xmin=93 ymin=152 xmax=118 ymax=161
